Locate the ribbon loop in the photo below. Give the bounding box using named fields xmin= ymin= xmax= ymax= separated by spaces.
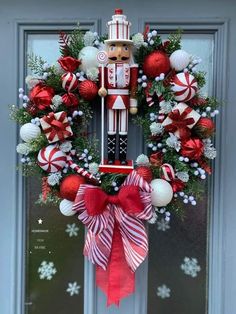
xmin=72 ymin=171 xmax=153 ymax=306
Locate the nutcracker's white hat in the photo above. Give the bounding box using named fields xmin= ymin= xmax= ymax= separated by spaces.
xmin=105 ymin=9 xmax=133 ymax=44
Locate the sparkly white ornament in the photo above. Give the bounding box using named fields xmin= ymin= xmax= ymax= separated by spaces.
xmin=83 ymin=31 xmax=96 ymax=46
xmin=88 ymin=162 xmax=99 ymax=175
xmin=20 ymin=123 xmax=41 ymax=142
xmin=150 ymin=122 xmax=164 ymax=135
xmin=25 ymin=75 xmax=40 ymax=89
xmin=136 ymin=154 xmax=150 ymax=166
xmin=132 ymin=33 xmax=145 ymax=48
xmin=170 ymin=49 xmax=190 ymax=71
xmin=16 ymin=142 xmax=31 ymax=155
xmin=37 ymin=145 xmax=67 ymax=172
xmin=150 ymin=179 xmax=173 ymax=207
xmin=59 ymin=199 xmax=75 ymax=216
xmin=79 ymin=46 xmax=99 ymax=73
xmin=86 ymin=67 xmax=99 ymax=81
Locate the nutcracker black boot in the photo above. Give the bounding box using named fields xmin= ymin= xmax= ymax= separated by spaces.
xmin=107 ymin=134 xmax=116 ymax=164
xmin=119 ymin=134 xmax=128 ymax=165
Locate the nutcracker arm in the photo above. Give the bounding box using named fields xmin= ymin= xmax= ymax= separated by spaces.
xmin=98 ymin=66 xmax=107 ymax=97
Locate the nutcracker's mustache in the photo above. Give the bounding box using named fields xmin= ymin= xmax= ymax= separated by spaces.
xmin=109 ymin=57 xmax=129 ymax=61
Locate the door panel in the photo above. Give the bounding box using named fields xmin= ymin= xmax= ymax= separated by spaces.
xmin=147 ymin=34 xmax=213 ymax=314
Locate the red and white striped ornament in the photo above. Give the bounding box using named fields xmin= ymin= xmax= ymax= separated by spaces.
xmin=61 ymin=72 xmax=78 ymax=92
xmin=160 ymin=163 xmax=175 ymax=181
xmin=171 ymin=72 xmax=198 ymax=102
xmin=38 ymin=145 xmax=67 ymax=172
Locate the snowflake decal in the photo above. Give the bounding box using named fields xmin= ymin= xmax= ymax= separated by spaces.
xmin=157 ymin=218 xmax=170 ymax=232
xmin=38 ymin=261 xmax=57 ymax=280
xmin=66 ymin=282 xmax=81 ymax=296
xmin=65 ymin=223 xmax=79 ymax=237
xmin=156 ymin=284 xmax=171 ymax=299
xmin=180 ymin=257 xmax=201 ymax=278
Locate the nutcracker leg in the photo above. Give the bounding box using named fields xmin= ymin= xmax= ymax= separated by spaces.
xmin=118 ymin=109 xmax=128 ymax=165
xmin=107 ymin=109 xmax=117 ymax=164
xmin=107 ymin=134 xmax=116 ymax=164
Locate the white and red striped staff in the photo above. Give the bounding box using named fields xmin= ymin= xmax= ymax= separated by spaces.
xmin=97 ymin=51 xmax=108 ymax=164
xmin=67 ymin=154 xmax=100 ymax=184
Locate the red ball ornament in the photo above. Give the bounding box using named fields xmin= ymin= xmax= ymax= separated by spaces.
xmin=62 ymin=92 xmax=79 ymax=107
xmin=181 ymin=138 xmax=204 ymax=160
xmin=60 ymin=174 xmax=86 ymax=201
xmin=136 ymin=166 xmax=153 ymax=183
xmin=30 ymin=83 xmax=55 ymax=110
xmin=78 ymin=80 xmax=98 ymax=101
xmin=143 ymin=51 xmax=170 ymax=78
xmin=193 ymin=117 xmax=215 ymax=138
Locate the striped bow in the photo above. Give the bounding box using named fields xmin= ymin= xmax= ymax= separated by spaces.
xmin=72 ymin=171 xmax=153 ymax=306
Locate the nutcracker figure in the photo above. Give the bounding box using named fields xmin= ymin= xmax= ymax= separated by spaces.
xmin=98 ymin=9 xmax=138 ymax=166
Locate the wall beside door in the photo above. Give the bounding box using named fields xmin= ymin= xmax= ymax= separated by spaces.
xmin=0 ymin=0 xmax=235 ymax=314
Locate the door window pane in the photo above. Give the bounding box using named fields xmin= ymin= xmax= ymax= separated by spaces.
xmin=24 ymin=34 xmax=84 ymax=314
xmin=147 ymin=34 xmax=214 ymax=314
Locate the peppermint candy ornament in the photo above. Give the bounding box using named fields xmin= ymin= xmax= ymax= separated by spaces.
xmin=38 ymin=145 xmax=67 ymax=172
xmin=171 ymin=72 xmax=198 ymax=102
xmin=61 ymin=72 xmax=78 ymax=92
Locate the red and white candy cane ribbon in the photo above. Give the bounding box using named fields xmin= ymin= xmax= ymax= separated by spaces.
xmin=72 ymin=171 xmax=153 ymax=306
xmin=67 ymin=155 xmax=100 ymax=184
xmin=161 ymin=163 xmax=175 ymax=181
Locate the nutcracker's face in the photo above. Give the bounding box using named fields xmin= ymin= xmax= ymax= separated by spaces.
xmin=108 ymin=42 xmax=131 ymax=63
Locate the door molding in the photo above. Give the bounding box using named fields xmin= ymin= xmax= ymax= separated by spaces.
xmin=138 ymin=18 xmax=228 ymax=314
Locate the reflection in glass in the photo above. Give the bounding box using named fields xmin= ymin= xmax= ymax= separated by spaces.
xmin=147 ymin=34 xmax=213 ymax=314
xmin=24 ymin=34 xmax=84 ymax=314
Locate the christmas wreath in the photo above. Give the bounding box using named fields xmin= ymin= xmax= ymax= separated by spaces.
xmin=10 ymin=12 xmax=220 ymax=306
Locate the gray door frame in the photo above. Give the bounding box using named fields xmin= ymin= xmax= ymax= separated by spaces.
xmin=0 ymin=17 xmax=228 ymax=314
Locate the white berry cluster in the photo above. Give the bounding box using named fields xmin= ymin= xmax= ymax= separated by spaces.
xmin=147 ymin=30 xmax=158 ymax=46
xmin=174 ymin=191 xmax=197 ymax=206
xmin=137 ymin=72 xmax=148 ymax=88
xmin=189 ymin=162 xmax=207 ymax=180
xmin=111 ymin=181 xmax=119 ymax=192
xmin=79 ymin=149 xmax=93 ymax=169
xmin=196 ymin=107 xmax=219 ymax=118
xmin=18 ymin=88 xmax=29 ymax=108
xmin=31 ymin=117 xmax=41 ymax=126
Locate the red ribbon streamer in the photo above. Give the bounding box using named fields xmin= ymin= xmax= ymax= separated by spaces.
xmin=72 ymin=171 xmax=153 ymax=306
xmin=42 ymin=112 xmax=72 ymax=142
xmin=164 ymin=106 xmax=195 ymax=139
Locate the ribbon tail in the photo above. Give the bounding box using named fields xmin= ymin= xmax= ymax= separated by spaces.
xmin=96 ymin=222 xmax=135 ymax=307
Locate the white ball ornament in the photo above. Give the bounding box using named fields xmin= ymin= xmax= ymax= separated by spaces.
xmin=78 ymin=46 xmax=99 ymax=73
xmin=170 ymin=49 xmax=190 ymax=71
xmin=20 ymin=123 xmax=41 ymax=142
xmin=59 ymin=199 xmax=75 ymax=216
xmin=150 ymin=179 xmax=174 ymax=207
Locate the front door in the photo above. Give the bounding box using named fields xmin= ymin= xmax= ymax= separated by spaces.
xmin=0 ymin=1 xmax=234 ymax=314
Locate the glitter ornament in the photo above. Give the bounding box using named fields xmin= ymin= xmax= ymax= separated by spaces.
xmin=60 ymin=174 xmax=86 ymax=201
xmin=143 ymin=51 xmax=170 ymax=78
